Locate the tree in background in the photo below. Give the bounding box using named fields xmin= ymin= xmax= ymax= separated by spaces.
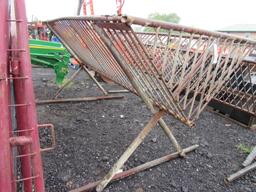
xmin=148 ymin=13 xmax=180 ymax=24
xmin=142 ymin=13 xmax=180 ymax=32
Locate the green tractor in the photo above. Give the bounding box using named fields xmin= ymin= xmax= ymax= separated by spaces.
xmin=29 ymin=39 xmax=71 ymax=84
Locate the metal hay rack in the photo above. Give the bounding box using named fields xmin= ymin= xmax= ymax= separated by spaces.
xmin=46 ymin=15 xmax=256 ymax=191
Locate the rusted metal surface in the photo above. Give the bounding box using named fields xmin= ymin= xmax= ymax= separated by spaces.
xmin=47 ymin=15 xmax=256 ymax=127
xmin=70 ymin=144 xmax=199 ymax=192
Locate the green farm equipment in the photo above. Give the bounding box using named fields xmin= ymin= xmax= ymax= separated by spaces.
xmin=29 ymin=39 xmax=70 ymax=84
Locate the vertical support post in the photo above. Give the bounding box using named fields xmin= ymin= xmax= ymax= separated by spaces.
xmin=13 ymin=0 xmax=45 ymax=191
xmin=96 ymin=110 xmax=165 ymax=192
xmin=89 ymin=0 xmax=94 ymax=15
xmin=0 ymin=0 xmax=14 ymax=191
xmin=116 ymin=0 xmax=123 ymax=15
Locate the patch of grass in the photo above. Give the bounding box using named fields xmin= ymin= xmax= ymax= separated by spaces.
xmin=57 ymin=78 xmax=74 ymax=88
xmin=236 ymin=143 xmax=253 ymax=154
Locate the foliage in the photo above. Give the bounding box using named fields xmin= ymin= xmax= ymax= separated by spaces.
xmin=144 ymin=12 xmax=181 ymax=32
xmin=237 ymin=143 xmax=253 ymax=154
xmin=148 ymin=13 xmax=180 ymax=24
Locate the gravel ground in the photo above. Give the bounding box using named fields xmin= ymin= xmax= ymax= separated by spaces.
xmin=33 ymin=68 xmax=256 ymax=192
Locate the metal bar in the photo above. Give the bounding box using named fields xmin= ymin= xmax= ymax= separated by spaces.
xmin=242 ymin=146 xmax=256 ymax=167
xmin=226 ymin=161 xmax=256 ymax=182
xmin=70 ymin=145 xmax=199 ymax=192
xmin=96 ymin=110 xmax=165 ymax=192
xmin=108 ymin=89 xmax=129 ymax=93
xmin=13 ymin=0 xmax=45 ymax=191
xmin=81 ymin=65 xmax=108 ymax=95
xmin=53 ymin=66 xmax=83 ymax=99
xmin=47 ymin=15 xmax=256 ymax=44
xmin=36 ymin=95 xmax=124 ymax=105
xmin=14 ymin=175 xmax=39 ymax=183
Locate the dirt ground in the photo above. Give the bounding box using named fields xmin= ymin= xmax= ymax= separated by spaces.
xmin=33 ymin=68 xmax=255 ymax=192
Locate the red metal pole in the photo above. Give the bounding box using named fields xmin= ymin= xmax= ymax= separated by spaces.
xmin=13 ymin=0 xmax=45 ymax=191
xmin=116 ymin=0 xmax=123 ymax=15
xmin=82 ymin=0 xmax=87 ymax=15
xmin=89 ymin=0 xmax=94 ymax=15
xmin=0 ymin=0 xmax=14 ymax=191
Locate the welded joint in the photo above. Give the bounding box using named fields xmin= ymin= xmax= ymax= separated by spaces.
xmin=9 ymin=136 xmax=32 ymax=146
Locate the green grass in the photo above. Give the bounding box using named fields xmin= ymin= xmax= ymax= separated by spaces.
xmin=236 ymin=143 xmax=253 ymax=154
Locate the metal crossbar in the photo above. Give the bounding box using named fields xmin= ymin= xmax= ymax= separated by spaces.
xmin=47 ymin=16 xmax=256 ymax=126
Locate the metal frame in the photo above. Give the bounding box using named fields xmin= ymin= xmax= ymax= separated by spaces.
xmin=46 ymin=15 xmax=256 ymax=191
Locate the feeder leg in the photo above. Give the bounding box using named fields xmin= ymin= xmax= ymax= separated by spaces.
xmin=158 ymin=119 xmax=183 ymax=155
xmin=82 ymin=65 xmax=108 ymax=95
xmin=53 ymin=66 xmax=82 ymax=99
xmin=96 ymin=110 xmax=165 ymax=192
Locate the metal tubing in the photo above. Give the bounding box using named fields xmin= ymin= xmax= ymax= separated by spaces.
xmin=108 ymin=89 xmax=129 ymax=93
xmin=70 ymin=145 xmax=199 ymax=192
xmin=47 ymin=15 xmax=256 ymax=44
xmin=13 ymin=0 xmax=45 ymax=191
xmin=53 ymin=66 xmax=83 ymax=99
xmin=226 ymin=161 xmax=256 ymax=182
xmin=96 ymin=110 xmax=165 ymax=192
xmin=243 ymin=146 xmax=256 ymax=167
xmin=82 ymin=65 xmax=108 ymax=95
xmin=0 ymin=0 xmax=14 ymax=191
xmin=36 ymin=95 xmax=124 ymax=105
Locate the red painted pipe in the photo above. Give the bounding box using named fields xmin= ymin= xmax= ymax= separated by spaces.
xmin=11 ymin=1 xmax=33 ymax=191
xmin=0 ymin=1 xmax=14 ymax=191
xmin=13 ymin=0 xmax=45 ymax=191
